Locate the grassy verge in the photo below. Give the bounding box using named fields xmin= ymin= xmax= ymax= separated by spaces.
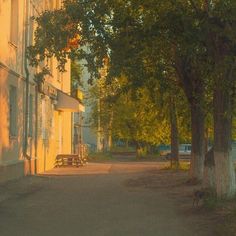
xmin=135 ymin=154 xmax=161 ymax=161
xmin=199 ymin=191 xmax=236 ymax=235
xmin=162 ymin=161 xmax=190 ymax=171
xmin=110 ymin=146 xmax=135 ymax=152
xmin=206 ymin=198 xmax=236 ymax=235
xmin=88 ymin=152 xmax=114 ymax=162
xmin=218 ymin=208 xmax=236 ymax=236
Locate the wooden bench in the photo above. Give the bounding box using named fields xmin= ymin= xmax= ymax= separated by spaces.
xmin=55 ymin=154 xmax=84 ymax=167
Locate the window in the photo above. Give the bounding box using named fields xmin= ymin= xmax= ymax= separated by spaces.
xmin=28 ymin=95 xmax=33 ymax=137
xmin=57 ymin=62 xmax=62 ymax=82
xmin=56 ymin=0 xmax=60 ymax=9
xmin=10 ymin=0 xmax=19 ymax=46
xmin=50 ymin=58 xmax=54 ymax=75
xmin=44 ymin=0 xmax=53 ymax=10
xmin=28 ymin=15 xmax=34 ymax=46
xmin=9 ymin=85 xmax=17 ymax=136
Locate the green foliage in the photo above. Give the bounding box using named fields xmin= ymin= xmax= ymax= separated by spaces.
xmin=71 ymin=60 xmax=83 ymax=90
xmin=203 ymin=194 xmax=218 ymax=210
xmin=163 ymin=161 xmax=190 ymax=171
xmin=28 ymin=1 xmax=236 ymax=159
xmin=110 ymin=146 xmax=135 ymax=153
xmin=28 ymin=1 xmax=236 ymax=90
xmin=88 ymin=73 xmax=191 ymax=152
xmin=89 ymin=76 xmax=170 ymax=146
xmin=88 ymin=152 xmax=113 ymax=162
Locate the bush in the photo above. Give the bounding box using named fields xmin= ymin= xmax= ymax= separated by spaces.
xmin=88 ymin=152 xmax=113 ymax=162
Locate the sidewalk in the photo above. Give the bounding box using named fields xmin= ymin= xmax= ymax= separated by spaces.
xmin=41 ymin=163 xmax=112 ymax=176
xmin=0 ymin=161 xmax=212 ymax=236
xmin=41 ymin=161 xmax=167 ymax=176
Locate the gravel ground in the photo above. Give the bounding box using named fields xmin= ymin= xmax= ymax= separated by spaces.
xmin=0 ymin=161 xmax=213 ymax=236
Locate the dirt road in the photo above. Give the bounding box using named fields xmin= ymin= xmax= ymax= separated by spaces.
xmin=0 ymin=161 xmax=212 ymax=236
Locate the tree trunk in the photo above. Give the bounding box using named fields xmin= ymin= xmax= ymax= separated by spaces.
xmin=136 ymin=142 xmax=142 ymax=158
xmin=136 ymin=142 xmax=147 ymax=158
xmin=174 ymin=59 xmax=205 ymax=181
xmin=107 ymin=110 xmax=113 ymax=152
xmin=126 ymin=139 xmax=129 ymax=149
xmin=213 ymin=85 xmax=236 ymax=198
xmin=170 ymin=99 xmax=179 ymax=169
xmin=189 ymin=104 xmax=205 ymax=182
xmin=205 ymin=128 xmax=209 ymax=153
xmin=203 ymin=148 xmax=215 ymax=189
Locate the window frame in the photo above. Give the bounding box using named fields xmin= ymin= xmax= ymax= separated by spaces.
xmin=9 ymin=85 xmax=18 ymax=137
xmin=10 ymin=0 xmax=19 ymax=47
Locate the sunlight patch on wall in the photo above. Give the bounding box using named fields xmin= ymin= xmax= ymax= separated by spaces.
xmin=0 ymin=69 xmax=9 ymax=155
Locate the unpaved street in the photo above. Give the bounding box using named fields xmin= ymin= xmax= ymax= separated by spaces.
xmin=0 ymin=161 xmax=212 ymax=236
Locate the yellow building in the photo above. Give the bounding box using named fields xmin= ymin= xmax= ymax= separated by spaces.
xmin=0 ymin=0 xmax=83 ymax=182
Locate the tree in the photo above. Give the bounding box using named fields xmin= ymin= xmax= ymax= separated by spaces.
xmin=203 ymin=1 xmax=236 ymax=197
xmin=106 ymin=0 xmax=236 ymax=195
xmin=88 ymin=76 xmax=169 ymax=156
xmin=71 ymin=60 xmax=83 ymax=95
xmin=28 ymin=0 xmax=236 ymax=198
xmin=105 ymin=0 xmax=207 ymax=180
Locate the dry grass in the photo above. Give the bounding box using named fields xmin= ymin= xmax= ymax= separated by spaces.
xmin=206 ymin=198 xmax=236 ymax=235
xmin=88 ymin=152 xmax=113 ymax=162
xmin=124 ymin=168 xmax=236 ymax=236
xmin=162 ymin=161 xmax=190 ymax=171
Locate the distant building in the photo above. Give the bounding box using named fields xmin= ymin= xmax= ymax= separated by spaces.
xmin=78 ymin=58 xmax=113 ymax=153
xmin=77 ymin=61 xmax=97 ymax=150
xmin=0 ymin=0 xmax=84 ymax=182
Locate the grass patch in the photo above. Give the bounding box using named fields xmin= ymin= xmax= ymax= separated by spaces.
xmin=110 ymin=146 xmax=135 ymax=152
xmin=209 ymin=199 xmax=236 ymax=236
xmin=162 ymin=161 xmax=190 ymax=171
xmin=202 ymin=191 xmax=218 ymax=210
xmin=222 ymin=209 xmax=236 ymax=236
xmin=135 ymin=153 xmax=161 ymax=161
xmin=88 ymin=152 xmax=113 ymax=162
xmin=200 ymin=193 xmax=236 ymax=235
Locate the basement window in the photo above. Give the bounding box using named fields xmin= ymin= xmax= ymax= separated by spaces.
xmin=9 ymin=85 xmax=17 ymax=137
xmin=10 ymin=0 xmax=19 ymax=46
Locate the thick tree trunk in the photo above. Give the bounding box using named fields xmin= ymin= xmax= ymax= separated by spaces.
xmin=189 ymin=104 xmax=205 ymax=182
xmin=174 ymin=56 xmax=205 ymax=181
xmin=170 ymin=99 xmax=179 ymax=169
xmin=107 ymin=110 xmax=113 ymax=152
xmin=203 ymin=148 xmax=215 ymax=189
xmin=136 ymin=142 xmax=148 ymax=158
xmin=107 ymin=130 xmax=112 ymax=152
xmin=213 ymin=86 xmax=236 ymax=198
xmin=205 ymin=128 xmax=209 ymax=153
xmin=136 ymin=142 xmax=142 ymax=158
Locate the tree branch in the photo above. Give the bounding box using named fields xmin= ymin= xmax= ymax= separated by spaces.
xmin=204 ymin=0 xmax=210 ymax=13
xmin=189 ymin=0 xmax=199 ymax=13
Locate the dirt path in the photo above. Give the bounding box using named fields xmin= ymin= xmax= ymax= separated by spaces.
xmin=0 ymin=161 xmax=213 ymax=236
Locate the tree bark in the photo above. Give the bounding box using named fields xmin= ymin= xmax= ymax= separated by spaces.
xmin=107 ymin=110 xmax=113 ymax=152
xmin=136 ymin=142 xmax=145 ymax=158
xmin=170 ymin=98 xmax=179 ymax=169
xmin=189 ymin=103 xmax=205 ymax=182
xmin=203 ymin=148 xmax=215 ymax=189
xmin=213 ymin=85 xmax=236 ymax=198
xmin=174 ymin=56 xmax=205 ymax=182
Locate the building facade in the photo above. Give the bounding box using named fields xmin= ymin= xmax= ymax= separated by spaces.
xmin=0 ymin=0 xmax=83 ymax=182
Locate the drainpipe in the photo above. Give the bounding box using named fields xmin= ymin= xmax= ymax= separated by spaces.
xmin=23 ymin=0 xmax=32 ymax=174
xmin=34 ymin=83 xmax=38 ymax=174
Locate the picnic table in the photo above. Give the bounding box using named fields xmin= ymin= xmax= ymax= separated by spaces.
xmin=55 ymin=154 xmax=85 ymax=167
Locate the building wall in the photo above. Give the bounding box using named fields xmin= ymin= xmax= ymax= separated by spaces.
xmin=79 ymin=60 xmax=97 ymax=148
xmin=29 ymin=0 xmax=72 ymax=174
xmin=0 ymin=0 xmax=27 ymax=182
xmin=0 ymin=0 xmax=73 ymax=180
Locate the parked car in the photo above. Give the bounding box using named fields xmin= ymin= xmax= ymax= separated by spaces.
xmin=158 ymin=145 xmax=171 ymax=156
xmin=179 ymin=144 xmax=191 ymax=155
xmin=165 ymin=144 xmax=191 ymax=160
